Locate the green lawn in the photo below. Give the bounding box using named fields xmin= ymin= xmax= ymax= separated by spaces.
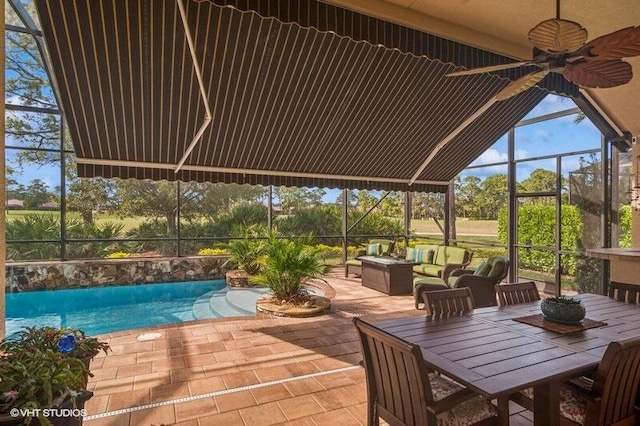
xmin=411 ymin=218 xmax=498 ymax=235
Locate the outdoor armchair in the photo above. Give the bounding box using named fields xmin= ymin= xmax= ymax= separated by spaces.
xmin=414 ymin=256 xmax=510 ymax=309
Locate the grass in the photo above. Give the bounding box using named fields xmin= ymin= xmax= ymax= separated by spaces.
xmin=411 ymin=218 xmax=498 ymax=235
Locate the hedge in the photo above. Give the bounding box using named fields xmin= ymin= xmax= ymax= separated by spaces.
xmin=498 ymin=205 xmax=582 ymax=275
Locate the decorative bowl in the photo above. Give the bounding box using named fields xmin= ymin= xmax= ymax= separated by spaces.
xmin=541 ymin=297 xmax=586 ymax=325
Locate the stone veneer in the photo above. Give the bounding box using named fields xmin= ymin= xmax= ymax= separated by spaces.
xmin=5 ymin=256 xmax=228 ymax=292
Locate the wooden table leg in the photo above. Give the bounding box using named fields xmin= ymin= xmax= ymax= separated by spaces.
xmin=496 ymin=396 xmax=510 ymax=426
xmin=533 ymin=380 xmax=561 ymax=426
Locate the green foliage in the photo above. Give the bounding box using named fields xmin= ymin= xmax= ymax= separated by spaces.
xmin=276 ymin=206 xmax=341 ymax=242
xmin=223 ymin=229 xmax=266 ymax=275
xmin=124 ymin=219 xmax=176 ymax=255
xmin=6 ymin=214 xmax=124 ymax=260
xmin=619 ymin=205 xmax=632 ymax=248
xmin=498 ymin=205 xmax=582 ymax=274
xmin=250 ymin=231 xmax=329 ymax=300
xmin=0 ymin=326 xmax=109 ymax=424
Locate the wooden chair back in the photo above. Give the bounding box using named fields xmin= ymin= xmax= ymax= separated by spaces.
xmin=422 ymin=288 xmax=475 ymax=317
xmin=590 ymin=336 xmax=640 ymax=425
xmin=495 ymin=281 xmax=540 ymax=306
xmin=608 ymin=282 xmax=640 ymax=304
xmin=353 ymin=317 xmax=434 ymax=425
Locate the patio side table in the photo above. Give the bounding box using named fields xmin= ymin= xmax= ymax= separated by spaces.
xmin=358 ymin=256 xmax=417 ymax=295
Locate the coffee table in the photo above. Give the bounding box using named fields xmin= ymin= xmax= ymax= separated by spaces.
xmin=357 ymin=256 xmax=417 ymax=295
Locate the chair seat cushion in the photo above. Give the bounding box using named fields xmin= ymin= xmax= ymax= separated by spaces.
xmin=519 ymin=386 xmax=587 ymax=425
xmin=413 ymin=276 xmax=446 ymax=287
xmin=430 ymin=374 xmax=497 ymax=426
xmin=345 ymin=259 xmax=361 ymax=266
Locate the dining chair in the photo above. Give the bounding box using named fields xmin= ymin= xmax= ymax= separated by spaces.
xmin=608 ymin=282 xmax=640 ymax=304
xmin=495 ymin=281 xmax=540 ymax=306
xmin=352 ymin=317 xmax=498 ymax=426
xmin=511 ymin=335 xmax=640 ymax=425
xmin=422 ymin=287 xmax=475 ymax=317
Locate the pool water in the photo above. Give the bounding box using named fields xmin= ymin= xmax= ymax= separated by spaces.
xmin=5 ymin=280 xmax=269 ymax=336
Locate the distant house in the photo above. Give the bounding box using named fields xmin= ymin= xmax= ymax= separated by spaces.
xmin=40 ymin=201 xmax=60 ymax=210
xmin=6 ymin=199 xmax=24 ymax=210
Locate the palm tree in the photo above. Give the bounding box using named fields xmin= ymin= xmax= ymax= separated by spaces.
xmin=250 ymin=231 xmax=329 ymax=303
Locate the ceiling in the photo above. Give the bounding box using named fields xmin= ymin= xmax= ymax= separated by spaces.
xmin=327 ymin=0 xmax=640 ymax=138
xmin=33 ymin=0 xmax=634 ymax=193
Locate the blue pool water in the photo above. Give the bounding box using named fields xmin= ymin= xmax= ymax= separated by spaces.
xmin=5 ymin=280 xmax=268 ymax=336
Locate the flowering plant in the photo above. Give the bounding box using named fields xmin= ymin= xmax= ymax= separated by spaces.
xmin=0 ymin=329 xmax=97 ymax=425
xmin=1 ymin=326 xmax=110 ymax=364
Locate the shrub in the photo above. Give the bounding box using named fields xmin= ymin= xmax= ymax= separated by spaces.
xmin=250 ymin=231 xmax=329 ymax=301
xmin=106 ymin=251 xmax=133 ymax=259
xmin=198 ymin=248 xmax=229 ymax=256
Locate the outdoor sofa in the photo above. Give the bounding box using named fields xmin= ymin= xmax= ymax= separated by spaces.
xmin=345 ymin=239 xmax=395 ymax=277
xmin=407 ymin=244 xmax=473 ymax=282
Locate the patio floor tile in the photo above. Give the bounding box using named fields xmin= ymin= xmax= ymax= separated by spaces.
xmin=82 ymin=267 xmax=533 ymax=425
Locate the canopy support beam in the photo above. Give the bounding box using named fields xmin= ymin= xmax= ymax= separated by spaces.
xmin=409 ymin=96 xmax=498 ymax=185
xmin=175 ymin=0 xmax=212 ymax=173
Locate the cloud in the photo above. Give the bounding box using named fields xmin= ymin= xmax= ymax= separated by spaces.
xmin=469 ymin=148 xmax=529 ymax=167
xmin=534 ymin=130 xmax=550 ymax=142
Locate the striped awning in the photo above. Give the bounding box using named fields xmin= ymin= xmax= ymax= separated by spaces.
xmin=34 ymin=0 xmax=573 ymax=193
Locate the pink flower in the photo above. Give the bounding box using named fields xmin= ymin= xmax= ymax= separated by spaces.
xmin=2 ymin=390 xmax=19 ymax=402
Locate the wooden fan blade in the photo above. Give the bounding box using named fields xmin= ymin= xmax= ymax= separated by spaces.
xmin=528 ymin=19 xmax=587 ymax=54
xmin=580 ymin=26 xmax=640 ymax=60
xmin=563 ymin=60 xmax=632 ymax=88
xmin=495 ymin=70 xmax=549 ymax=101
xmin=446 ymin=61 xmax=539 ymax=77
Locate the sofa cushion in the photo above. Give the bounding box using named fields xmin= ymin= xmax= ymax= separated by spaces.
xmin=345 ymin=259 xmax=362 ymax=266
xmin=366 ymin=243 xmax=383 ymax=256
xmin=436 ymin=246 xmax=468 ymax=266
xmin=414 ymin=263 xmax=443 ymax=277
xmin=369 ymin=239 xmax=394 ymax=254
xmin=413 ymin=276 xmax=446 ymax=287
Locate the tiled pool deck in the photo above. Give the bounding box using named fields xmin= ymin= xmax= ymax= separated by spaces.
xmin=84 ymin=268 xmax=533 ymax=425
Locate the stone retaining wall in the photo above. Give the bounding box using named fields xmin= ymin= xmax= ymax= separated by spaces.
xmin=5 ymin=256 xmax=228 ymax=292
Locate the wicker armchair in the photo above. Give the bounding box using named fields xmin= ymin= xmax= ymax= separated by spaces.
xmin=414 ymin=257 xmax=510 ymax=309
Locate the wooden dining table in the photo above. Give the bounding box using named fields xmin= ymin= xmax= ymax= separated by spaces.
xmin=374 ymin=293 xmax=640 ymax=425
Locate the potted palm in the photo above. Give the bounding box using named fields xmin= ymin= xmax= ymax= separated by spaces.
xmin=223 ymin=229 xmax=265 ymax=287
xmin=0 ymin=332 xmax=96 ymax=426
xmin=252 ymin=231 xmax=330 ymax=316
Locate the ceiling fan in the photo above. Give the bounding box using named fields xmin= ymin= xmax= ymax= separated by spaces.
xmin=446 ymin=0 xmax=640 ymax=100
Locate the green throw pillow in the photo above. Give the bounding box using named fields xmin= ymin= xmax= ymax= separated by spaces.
xmin=474 ymin=261 xmax=491 ymax=276
xmin=427 ymin=249 xmax=435 ymax=264
xmin=415 ymin=248 xmax=427 ymax=263
xmin=366 ymin=243 xmax=383 ymax=256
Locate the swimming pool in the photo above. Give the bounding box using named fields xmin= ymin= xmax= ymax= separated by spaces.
xmin=5 ymin=280 xmax=270 ymax=336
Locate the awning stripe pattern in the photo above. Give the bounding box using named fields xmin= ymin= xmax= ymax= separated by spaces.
xmin=36 ymin=0 xmax=558 ymax=192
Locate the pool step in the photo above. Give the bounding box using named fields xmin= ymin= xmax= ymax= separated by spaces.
xmin=225 ymin=287 xmax=268 ymax=312
xmin=192 ymin=290 xmax=217 ymax=320
xmin=192 ymin=287 xmax=270 ymax=320
xmin=208 ymin=290 xmax=255 ymax=317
